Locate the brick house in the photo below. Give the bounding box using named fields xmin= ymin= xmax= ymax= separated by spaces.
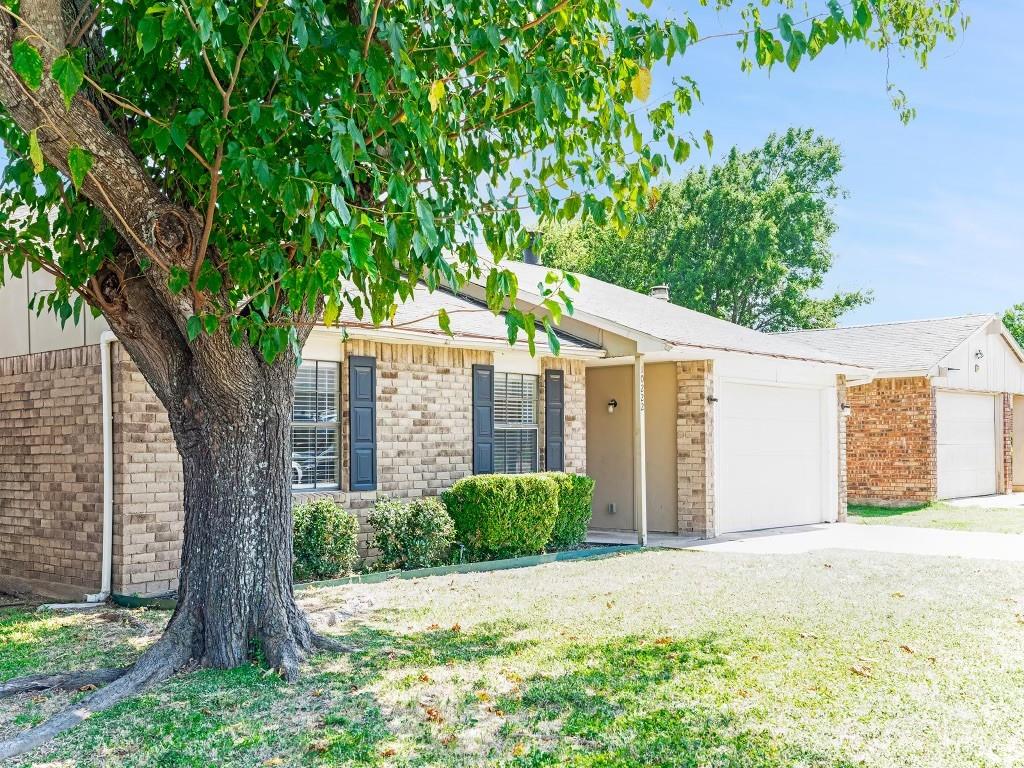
xmin=787 ymin=315 xmax=1024 ymax=506
xmin=0 ymin=261 xmax=867 ymax=600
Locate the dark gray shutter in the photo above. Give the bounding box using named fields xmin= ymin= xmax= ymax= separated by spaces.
xmin=472 ymin=364 xmax=494 ymax=474
xmin=545 ymin=369 xmax=565 ymax=471
xmin=349 ymin=356 xmax=377 ymax=490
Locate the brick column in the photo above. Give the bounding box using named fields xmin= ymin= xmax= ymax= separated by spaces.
xmin=1001 ymin=393 xmax=1013 ymax=494
xmin=676 ymin=360 xmax=714 ymax=536
xmin=836 ymin=375 xmax=848 ymax=522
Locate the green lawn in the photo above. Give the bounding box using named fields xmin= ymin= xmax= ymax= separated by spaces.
xmin=4 ymin=549 xmax=1024 ymax=767
xmin=849 ymin=502 xmax=1024 ymax=534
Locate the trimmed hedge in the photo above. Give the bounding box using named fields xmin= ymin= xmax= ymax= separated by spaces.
xmin=293 ymin=498 xmax=359 ymax=581
xmin=441 ymin=474 xmax=559 ymax=560
xmin=368 ymin=496 xmax=456 ymax=570
xmin=542 ymin=472 xmax=596 ymax=549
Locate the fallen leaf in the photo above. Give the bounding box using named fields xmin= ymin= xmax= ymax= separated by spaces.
xmin=654 ymin=636 xmax=672 ymax=646
xmin=823 ymin=563 xmax=833 ymax=569
xmin=475 ymin=690 xmax=491 ymax=702
xmin=308 ymin=739 xmax=330 ymax=753
xmin=891 ymin=592 xmax=905 ymax=599
xmin=798 ymin=632 xmax=819 ymax=640
xmin=503 ymin=670 xmax=523 ymax=684
xmin=850 ymin=664 xmax=873 ymax=678
xmin=451 ymin=623 xmax=462 ymax=633
xmin=424 ymin=706 xmax=444 ymax=724
xmin=427 ymin=623 xmax=440 ymax=631
xmin=78 ymin=684 xmax=98 ymax=692
xmin=418 ymin=673 xmax=431 ymax=683
xmin=262 ymin=758 xmax=285 ymax=767
xmin=440 ymin=733 xmax=457 ymax=746
xmin=311 ymin=689 xmax=324 ymax=697
xmin=899 ymin=644 xmax=916 ymax=655
xmin=380 ymin=747 xmax=397 ymax=757
xmin=512 ymin=743 xmax=527 ymax=757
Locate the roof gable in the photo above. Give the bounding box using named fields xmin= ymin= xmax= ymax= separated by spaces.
xmin=782 ymin=315 xmax=997 ymax=374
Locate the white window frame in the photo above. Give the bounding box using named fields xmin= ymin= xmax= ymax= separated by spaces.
xmin=291 ymin=360 xmax=340 ymax=490
xmin=493 ymin=371 xmax=540 ymax=474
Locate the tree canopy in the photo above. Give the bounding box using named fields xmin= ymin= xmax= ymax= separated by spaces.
xmin=1005 ymin=304 xmax=1024 ymax=348
xmin=0 ymin=0 xmax=962 ymax=359
xmin=537 ymin=128 xmax=872 ymax=332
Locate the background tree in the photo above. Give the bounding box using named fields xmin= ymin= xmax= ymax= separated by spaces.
xmin=1004 ymin=304 xmax=1024 ymax=347
xmin=539 ymin=128 xmax=872 ymax=331
xmin=0 ymin=0 xmax=963 ymax=756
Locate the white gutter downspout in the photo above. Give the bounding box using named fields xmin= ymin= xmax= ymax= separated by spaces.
xmin=86 ymin=330 xmax=116 ymax=602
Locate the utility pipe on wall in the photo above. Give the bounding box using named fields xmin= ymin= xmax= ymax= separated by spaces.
xmin=86 ymin=330 xmax=117 ymax=603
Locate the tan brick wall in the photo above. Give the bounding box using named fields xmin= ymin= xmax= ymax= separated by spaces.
xmin=0 ymin=347 xmax=104 ymax=599
xmin=837 ymin=375 xmax=848 ymax=522
xmin=676 ymin=360 xmax=714 ymax=536
xmin=111 ymin=346 xmax=184 ymax=596
xmin=1000 ymin=393 xmax=1013 ymax=494
xmin=539 ymin=357 xmax=587 ymax=474
xmin=846 ymin=376 xmax=937 ymax=506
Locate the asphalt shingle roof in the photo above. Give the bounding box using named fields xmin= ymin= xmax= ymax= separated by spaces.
xmin=338 ymin=283 xmax=600 ymax=356
xmin=782 ymin=315 xmax=996 ymax=374
xmin=486 ymin=260 xmax=869 ymax=368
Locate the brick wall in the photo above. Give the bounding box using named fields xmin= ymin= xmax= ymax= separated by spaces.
xmin=676 ymin=360 xmax=714 ymax=536
xmin=1000 ymin=393 xmax=1013 ymax=494
xmin=0 ymin=347 xmax=104 ymax=599
xmin=845 ymin=376 xmax=937 ymax=506
xmin=539 ymin=357 xmax=587 ymax=474
xmin=111 ymin=346 xmax=185 ymax=596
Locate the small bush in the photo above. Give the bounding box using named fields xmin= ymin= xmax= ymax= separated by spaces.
xmin=368 ymin=496 xmax=456 ymax=570
xmin=441 ymin=474 xmax=559 ymax=560
xmin=543 ymin=472 xmax=595 ymax=549
xmin=292 ymin=498 xmax=359 ymax=581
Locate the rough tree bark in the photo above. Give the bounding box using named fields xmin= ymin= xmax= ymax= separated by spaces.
xmin=0 ymin=1 xmax=350 ymax=760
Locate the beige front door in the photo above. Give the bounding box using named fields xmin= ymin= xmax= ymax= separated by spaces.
xmin=644 ymin=363 xmax=679 ymax=533
xmin=586 ymin=366 xmax=634 ymax=530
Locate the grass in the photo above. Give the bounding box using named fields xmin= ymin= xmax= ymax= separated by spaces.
xmin=3 ymin=548 xmax=1024 ymax=766
xmin=849 ymin=501 xmax=1024 ymax=534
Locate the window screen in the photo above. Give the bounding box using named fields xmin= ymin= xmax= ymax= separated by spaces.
xmin=291 ymin=361 xmax=339 ymax=489
xmin=493 ymin=372 xmax=539 ymax=474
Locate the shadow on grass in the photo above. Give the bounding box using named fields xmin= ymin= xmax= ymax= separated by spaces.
xmin=848 ymin=503 xmax=933 ymax=518
xmin=495 ymin=635 xmax=862 ymax=768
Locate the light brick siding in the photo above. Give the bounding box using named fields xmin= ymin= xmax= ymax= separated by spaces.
xmin=539 ymin=357 xmax=587 ymax=474
xmin=1001 ymin=393 xmax=1013 ymax=494
xmin=0 ymin=348 xmax=104 ymax=599
xmin=111 ymin=346 xmax=184 ymax=596
xmin=676 ymin=360 xmax=714 ymax=536
xmin=836 ymin=375 xmax=848 ymax=522
xmin=2 ymin=337 xmax=589 ymax=596
xmin=845 ymin=377 xmax=937 ymax=506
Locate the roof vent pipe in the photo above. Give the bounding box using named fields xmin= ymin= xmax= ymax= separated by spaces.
xmin=649 ymin=285 xmax=670 ymax=301
xmin=522 ymin=232 xmax=539 ymax=265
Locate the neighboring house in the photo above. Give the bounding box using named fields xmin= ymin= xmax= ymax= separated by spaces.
xmin=787 ymin=315 xmax=1024 ymax=506
xmin=0 ymin=261 xmax=867 ymax=600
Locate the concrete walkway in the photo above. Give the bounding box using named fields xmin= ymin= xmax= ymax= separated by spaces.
xmin=682 ymin=522 xmax=1024 ymax=562
xmin=944 ymin=492 xmax=1024 ymax=509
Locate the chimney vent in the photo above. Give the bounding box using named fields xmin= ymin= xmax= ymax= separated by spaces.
xmin=649 ymin=285 xmax=669 ymax=301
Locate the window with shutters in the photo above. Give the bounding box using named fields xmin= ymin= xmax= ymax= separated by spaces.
xmin=291 ymin=360 xmax=339 ymax=489
xmin=494 ymin=372 xmax=539 ymax=473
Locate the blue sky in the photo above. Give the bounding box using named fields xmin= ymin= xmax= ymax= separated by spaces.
xmin=650 ymin=1 xmax=1023 ymax=324
xmin=1 ymin=3 xmax=1018 ymax=326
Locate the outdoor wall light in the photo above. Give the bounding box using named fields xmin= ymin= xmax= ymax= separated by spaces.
xmin=707 ymin=395 xmax=719 ymax=404
xmin=607 ymin=399 xmax=618 ymax=414
xmin=974 ymin=349 xmax=985 ymax=360
xmin=841 ymin=403 xmax=852 ymax=416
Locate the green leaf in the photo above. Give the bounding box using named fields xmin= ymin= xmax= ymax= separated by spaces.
xmin=703 ymin=130 xmax=714 ymax=156
xmin=186 ymin=315 xmax=203 ymax=341
xmin=67 ymin=146 xmax=94 ymax=191
xmin=51 ymin=53 xmax=85 ymax=109
xmin=11 ymin=40 xmax=43 ymax=90
xmin=631 ymin=67 xmax=652 ymax=101
xmin=428 ymin=80 xmax=445 ymax=113
xmin=324 ymin=294 xmax=341 ymax=326
xmin=544 ymin=320 xmax=561 ymax=357
xmin=28 ymin=129 xmax=44 ymax=174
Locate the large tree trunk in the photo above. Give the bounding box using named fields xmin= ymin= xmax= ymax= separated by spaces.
xmin=165 ymin=364 xmax=318 ymax=678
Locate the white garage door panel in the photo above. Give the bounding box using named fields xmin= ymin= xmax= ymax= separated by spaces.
xmin=936 ymin=391 xmax=997 ymax=499
xmin=717 ymin=381 xmax=827 ymax=534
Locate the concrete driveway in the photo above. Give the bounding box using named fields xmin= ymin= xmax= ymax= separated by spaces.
xmin=683 ymin=522 xmax=1024 ymax=562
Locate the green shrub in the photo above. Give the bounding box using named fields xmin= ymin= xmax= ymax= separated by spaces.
xmin=441 ymin=474 xmax=559 ymax=560
xmin=368 ymin=496 xmax=456 ymax=570
xmin=542 ymin=472 xmax=595 ymax=549
xmin=292 ymin=498 xmax=359 ymax=581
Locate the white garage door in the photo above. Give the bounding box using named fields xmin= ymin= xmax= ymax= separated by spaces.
xmin=716 ymin=381 xmax=828 ymax=534
xmin=936 ymin=390 xmax=997 ymax=500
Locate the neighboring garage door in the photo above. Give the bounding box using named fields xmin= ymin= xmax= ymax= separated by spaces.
xmin=936 ymin=390 xmax=997 ymax=499
xmin=717 ymin=381 xmax=828 ymax=534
